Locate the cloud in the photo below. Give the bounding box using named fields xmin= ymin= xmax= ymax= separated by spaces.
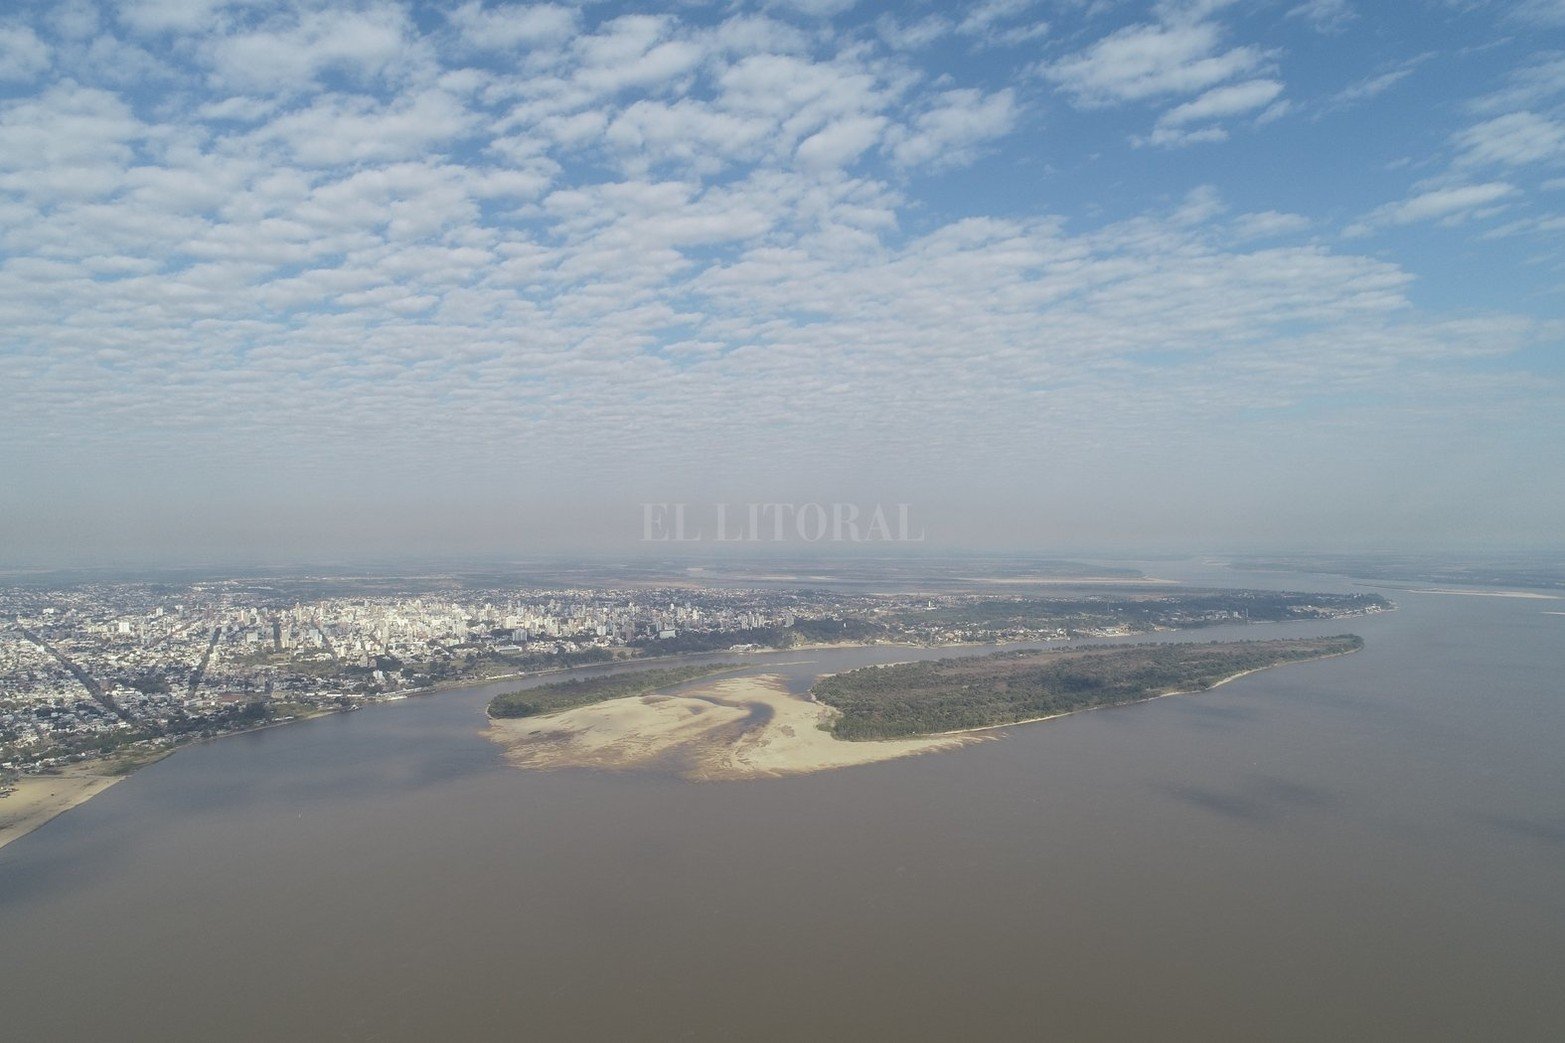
xmin=1480 ymin=212 xmax=1565 ymax=239
xmin=48 ymin=0 xmax=102 ymax=41
xmin=1453 ymin=111 xmax=1565 ymax=167
xmin=1232 ymin=210 xmax=1310 ymax=239
xmin=1134 ymin=81 xmax=1284 ymax=147
xmin=0 ymin=0 xmax=1559 ymax=556
xmin=247 ymin=90 xmax=478 ymax=167
xmin=446 ymin=2 xmax=578 ymax=50
xmin=1157 ymin=79 xmax=1284 ymax=127
xmin=1326 ymin=62 xmax=1422 ymax=109
xmin=1145 ymin=77 xmax=1283 ymax=145
xmin=563 ymin=17 xmax=704 ymax=98
xmin=116 ymin=0 xmax=229 ymax=35
xmin=767 ymin=0 xmax=859 ymax=18
xmin=1467 ymin=53 xmax=1565 ymax=114
xmin=875 ymin=13 xmax=951 ymax=51
xmin=202 ymin=6 xmax=416 ymax=93
xmin=1043 ymin=18 xmax=1264 ymax=107
xmin=198 ymin=94 xmax=281 ymax=122
xmin=0 ymin=82 xmax=145 ymax=203
xmin=796 ymin=115 xmax=886 ymax=171
xmin=1286 ymin=0 xmax=1355 ymax=33
xmin=1511 ymin=0 xmax=1565 ymax=27
xmin=1347 ymin=181 xmax=1518 ymax=235
xmin=0 ymin=26 xmax=51 ymax=82
xmin=604 ymin=99 xmax=772 ymax=175
xmin=888 ymin=88 xmax=1018 ymax=169
xmin=955 ymin=0 xmax=1049 ymax=46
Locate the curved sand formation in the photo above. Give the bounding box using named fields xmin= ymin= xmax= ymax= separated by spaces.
xmin=487 ymin=674 xmax=978 ymax=780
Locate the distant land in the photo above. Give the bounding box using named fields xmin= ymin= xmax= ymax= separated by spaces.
xmin=1232 ymin=554 xmax=1565 ymax=592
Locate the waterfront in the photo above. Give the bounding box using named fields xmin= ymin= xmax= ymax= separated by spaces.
xmin=1 ymin=565 xmax=1561 ymax=1040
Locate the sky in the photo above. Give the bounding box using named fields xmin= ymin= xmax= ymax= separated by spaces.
xmin=1 ymin=0 xmax=1563 ymax=564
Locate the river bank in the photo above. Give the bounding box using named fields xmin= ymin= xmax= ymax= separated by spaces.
xmin=1 ymin=764 xmax=128 ymax=850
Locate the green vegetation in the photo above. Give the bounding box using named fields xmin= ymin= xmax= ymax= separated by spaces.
xmin=126 ymin=672 xmax=172 ymax=695
xmin=480 ymin=646 xmax=617 ymax=672
xmin=102 ymin=747 xmax=173 ymax=776
xmin=880 ymin=592 xmax=1389 ymax=634
xmin=813 ymin=636 xmax=1364 ymax=740
xmin=487 ymin=662 xmax=742 ymax=719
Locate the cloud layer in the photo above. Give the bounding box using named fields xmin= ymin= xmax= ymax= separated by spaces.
xmin=1 ymin=0 xmax=1562 ymax=560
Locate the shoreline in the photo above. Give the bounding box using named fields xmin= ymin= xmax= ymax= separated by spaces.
xmin=1 ymin=764 xmax=127 ymax=851
xmin=1404 ymin=588 xmax=1559 ymax=600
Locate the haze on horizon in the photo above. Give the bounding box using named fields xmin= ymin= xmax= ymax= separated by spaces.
xmin=3 ymin=0 xmax=1563 ymax=566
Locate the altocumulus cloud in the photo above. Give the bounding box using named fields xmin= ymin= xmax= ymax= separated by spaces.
xmin=0 ymin=0 xmax=1561 ymax=558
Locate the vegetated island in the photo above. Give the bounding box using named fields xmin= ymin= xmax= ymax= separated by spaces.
xmin=814 ymin=635 xmax=1364 ymax=739
xmin=485 ymin=635 xmax=1363 ymax=780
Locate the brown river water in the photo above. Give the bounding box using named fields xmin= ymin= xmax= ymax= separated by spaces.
xmin=1 ymin=564 xmax=1562 ymax=1040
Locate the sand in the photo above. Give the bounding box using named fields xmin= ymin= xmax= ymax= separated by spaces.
xmin=0 ymin=764 xmax=124 ymax=850
xmin=487 ymin=674 xmax=978 ymax=780
xmin=1407 ymin=588 xmax=1560 ymax=599
xmin=487 ymin=652 xmax=1357 ymax=780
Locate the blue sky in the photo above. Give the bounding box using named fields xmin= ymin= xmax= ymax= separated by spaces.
xmin=1 ymin=0 xmax=1562 ymax=562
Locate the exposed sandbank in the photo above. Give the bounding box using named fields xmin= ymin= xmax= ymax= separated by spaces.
xmin=488 ymin=674 xmax=978 ymax=780
xmin=1407 ymin=588 xmax=1559 ymax=600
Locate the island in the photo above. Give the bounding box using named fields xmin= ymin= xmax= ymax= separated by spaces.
xmin=486 ymin=635 xmax=1364 ymax=779
xmin=813 ymin=635 xmax=1365 ymax=739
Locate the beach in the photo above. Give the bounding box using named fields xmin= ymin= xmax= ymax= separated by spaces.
xmin=1407 ymin=588 xmax=1560 ymax=599
xmin=0 ymin=764 xmax=125 ymax=851
xmin=487 ymin=673 xmax=978 ymax=780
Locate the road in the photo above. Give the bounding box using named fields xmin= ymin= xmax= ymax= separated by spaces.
xmin=13 ymin=622 xmax=145 ymax=729
xmin=187 ymin=625 xmax=221 ymax=699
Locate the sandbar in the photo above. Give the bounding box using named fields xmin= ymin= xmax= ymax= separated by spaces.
xmin=1407 ymin=588 xmax=1559 ymax=599
xmin=487 ymin=674 xmax=978 ymax=780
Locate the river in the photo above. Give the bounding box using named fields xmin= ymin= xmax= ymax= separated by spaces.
xmin=1 ymin=562 xmax=1561 ymax=1040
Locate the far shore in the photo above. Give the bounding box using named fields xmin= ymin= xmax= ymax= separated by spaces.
xmin=1405 ymin=588 xmax=1560 ymax=600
